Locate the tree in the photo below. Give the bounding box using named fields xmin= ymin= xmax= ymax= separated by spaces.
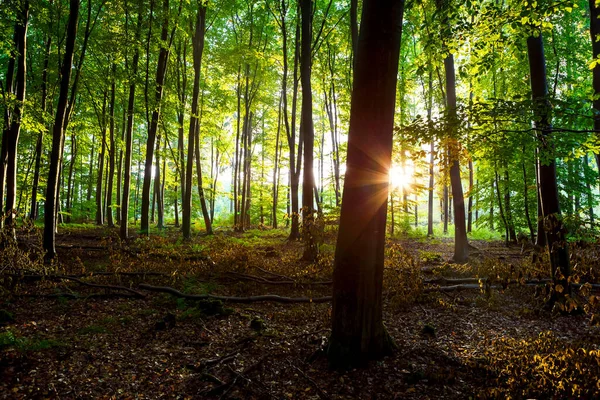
xmin=44 ymin=0 xmax=79 ymax=259
xmin=0 ymin=0 xmax=29 ymax=230
xmin=182 ymin=1 xmax=207 ymax=240
xmin=299 ymin=0 xmax=317 ymax=260
xmin=527 ymin=32 xmax=570 ymax=290
xmin=329 ymin=0 xmax=405 ymax=368
xmin=141 ymin=0 xmax=175 ymax=235
xmin=121 ymin=0 xmax=144 ymax=240
xmin=590 ymin=0 xmax=600 ymax=176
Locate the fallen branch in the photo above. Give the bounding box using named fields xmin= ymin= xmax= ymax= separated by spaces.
xmin=226 ymin=271 xmax=331 ymax=286
xmin=139 ymin=284 xmax=332 ymax=303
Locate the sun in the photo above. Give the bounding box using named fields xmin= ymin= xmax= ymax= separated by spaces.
xmin=389 ymin=165 xmax=413 ymax=189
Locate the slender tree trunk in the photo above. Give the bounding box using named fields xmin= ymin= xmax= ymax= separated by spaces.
xmin=95 ymin=92 xmax=107 ymax=225
xmin=437 ymin=0 xmax=468 ymax=261
xmin=272 ymin=95 xmax=282 ymax=228
xmin=495 ymin=165 xmax=509 ymax=246
xmin=120 ymin=4 xmax=143 ymax=240
xmin=300 ymin=0 xmax=317 ymax=261
xmin=44 ymin=0 xmax=79 ymax=259
xmin=329 ymin=0 xmax=405 ymax=368
xmin=66 ymin=133 xmax=76 ymax=223
xmin=107 ymin=64 xmax=116 ymax=227
xmin=30 ymin=28 xmax=52 ymax=221
xmin=527 ymin=33 xmax=569 ymax=286
xmin=2 ymin=1 xmax=29 ymax=229
xmin=523 ymin=146 xmax=535 ymax=242
xmin=141 ymin=0 xmax=171 ymax=235
xmin=183 ymin=3 xmax=207 ymax=240
xmin=585 ymin=154 xmax=595 ymax=227
xmin=428 ymin=141 xmax=434 ymax=237
xmin=194 ymin=116 xmax=213 ymax=234
xmin=504 ymin=168 xmax=516 ymax=242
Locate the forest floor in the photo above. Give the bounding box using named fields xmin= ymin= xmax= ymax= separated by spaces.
xmin=1 ymin=223 xmax=600 ymax=399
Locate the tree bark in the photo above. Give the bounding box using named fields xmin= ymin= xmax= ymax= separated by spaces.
xmin=107 ymin=64 xmax=116 ymax=227
xmin=44 ymin=0 xmax=79 ymax=260
xmin=141 ymin=0 xmax=171 ymax=235
xmin=1 ymin=1 xmax=29 ymax=229
xmin=329 ymin=0 xmax=404 ymax=368
xmin=120 ymin=2 xmax=144 ymax=240
xmin=527 ymin=33 xmax=570 ymax=287
xmin=300 ymin=0 xmax=317 ymax=261
xmin=182 ymin=2 xmax=207 ymax=240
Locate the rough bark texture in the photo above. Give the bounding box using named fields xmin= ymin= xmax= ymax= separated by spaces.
xmin=328 ymin=0 xmax=404 ymax=369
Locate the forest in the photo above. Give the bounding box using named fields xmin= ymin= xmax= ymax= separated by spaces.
xmin=2 ymin=0 xmax=600 ymax=397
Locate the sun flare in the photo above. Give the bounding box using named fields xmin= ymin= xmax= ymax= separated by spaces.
xmin=389 ymin=165 xmax=413 ymax=189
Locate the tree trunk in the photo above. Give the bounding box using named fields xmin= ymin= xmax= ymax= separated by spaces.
xmin=437 ymin=0 xmax=468 ymax=261
xmin=95 ymin=92 xmax=107 ymax=225
xmin=272 ymin=97 xmax=282 ymax=228
xmin=523 ymin=146 xmax=535 ymax=242
xmin=141 ymin=0 xmax=171 ymax=235
xmin=120 ymin=3 xmax=143 ymax=240
xmin=527 ymin=33 xmax=570 ymax=287
xmin=107 ymin=64 xmax=116 ymax=227
xmin=182 ymin=3 xmax=206 ymax=240
xmin=66 ymin=133 xmax=76 ymax=224
xmin=30 ymin=27 xmax=52 ymax=221
xmin=1 ymin=1 xmax=29 ymax=229
xmin=44 ymin=0 xmax=79 ymax=260
xmin=329 ymin=0 xmax=405 ymax=369
xmin=194 ymin=115 xmax=213 ymax=234
xmin=300 ymin=0 xmax=317 ymax=261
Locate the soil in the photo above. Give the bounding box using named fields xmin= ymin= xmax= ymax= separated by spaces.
xmin=1 ymin=225 xmax=598 ymax=399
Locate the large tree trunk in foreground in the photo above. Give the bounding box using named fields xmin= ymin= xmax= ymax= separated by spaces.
xmin=44 ymin=0 xmax=79 ymax=260
xmin=527 ymin=34 xmax=570 ymax=290
xmin=328 ymin=0 xmax=405 ymax=369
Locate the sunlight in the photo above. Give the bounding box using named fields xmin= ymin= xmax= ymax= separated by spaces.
xmin=389 ymin=164 xmax=413 ymax=190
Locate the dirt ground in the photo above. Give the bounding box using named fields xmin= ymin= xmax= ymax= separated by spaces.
xmin=1 ymin=225 xmax=599 ymax=399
